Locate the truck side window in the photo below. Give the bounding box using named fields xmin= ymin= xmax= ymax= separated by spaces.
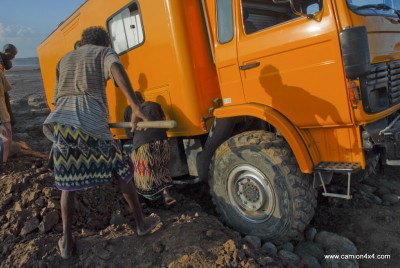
xmin=217 ymin=0 xmax=234 ymax=43
xmin=107 ymin=2 xmax=144 ymax=54
xmin=241 ymin=0 xmax=299 ymax=34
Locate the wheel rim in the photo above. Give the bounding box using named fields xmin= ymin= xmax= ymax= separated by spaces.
xmin=227 ymin=164 xmax=275 ymax=223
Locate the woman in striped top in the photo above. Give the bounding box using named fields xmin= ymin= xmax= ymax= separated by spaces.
xmin=43 ymin=26 xmax=160 ymax=259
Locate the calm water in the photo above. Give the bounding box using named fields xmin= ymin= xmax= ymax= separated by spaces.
xmin=12 ymin=57 xmax=39 ymax=68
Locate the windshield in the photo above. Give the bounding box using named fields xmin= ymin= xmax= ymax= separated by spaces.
xmin=347 ymin=0 xmax=400 ymax=18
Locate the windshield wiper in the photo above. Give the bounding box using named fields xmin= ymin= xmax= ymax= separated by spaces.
xmin=355 ymin=4 xmax=400 ymax=20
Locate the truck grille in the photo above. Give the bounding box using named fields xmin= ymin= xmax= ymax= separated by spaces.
xmin=360 ymin=60 xmax=400 ymax=113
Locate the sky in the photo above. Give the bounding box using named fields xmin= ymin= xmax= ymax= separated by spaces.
xmin=0 ymin=0 xmax=87 ymax=58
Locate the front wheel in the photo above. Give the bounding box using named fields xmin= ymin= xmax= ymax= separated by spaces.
xmin=209 ymin=131 xmax=316 ymax=243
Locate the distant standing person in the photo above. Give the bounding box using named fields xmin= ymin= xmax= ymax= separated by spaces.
xmin=0 ymin=44 xmax=18 ymax=126
xmin=124 ymin=92 xmax=176 ymax=207
xmin=43 ymin=26 xmax=160 ymax=259
xmin=0 ymin=44 xmax=18 ymax=165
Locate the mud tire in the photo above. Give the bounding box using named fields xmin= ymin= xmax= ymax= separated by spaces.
xmin=209 ymin=131 xmax=316 ymax=243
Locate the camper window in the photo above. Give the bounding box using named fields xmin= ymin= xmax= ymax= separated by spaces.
xmin=107 ymin=2 xmax=144 ymax=54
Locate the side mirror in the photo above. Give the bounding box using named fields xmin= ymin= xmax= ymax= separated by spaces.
xmin=290 ymin=0 xmax=323 ymax=19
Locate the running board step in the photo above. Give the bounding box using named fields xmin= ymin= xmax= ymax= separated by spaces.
xmin=313 ymin=162 xmax=361 ymax=200
xmin=314 ymin=162 xmax=361 ymax=173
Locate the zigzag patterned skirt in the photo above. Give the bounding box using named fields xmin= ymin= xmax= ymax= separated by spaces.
xmin=130 ymin=140 xmax=172 ymax=199
xmin=52 ymin=124 xmax=133 ymax=191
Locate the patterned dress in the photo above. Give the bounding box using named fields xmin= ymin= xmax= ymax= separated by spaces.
xmin=131 ymin=139 xmax=172 ymax=199
xmin=52 ymin=124 xmax=133 ymax=191
xmin=127 ymin=101 xmax=172 ymax=199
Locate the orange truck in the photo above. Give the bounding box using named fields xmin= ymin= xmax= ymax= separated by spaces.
xmin=38 ymin=0 xmax=400 ymax=242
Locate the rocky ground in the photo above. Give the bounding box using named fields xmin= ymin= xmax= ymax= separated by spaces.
xmin=0 ymin=66 xmax=399 ymax=268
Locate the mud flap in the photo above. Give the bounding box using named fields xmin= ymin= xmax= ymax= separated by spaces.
xmin=383 ymin=121 xmax=400 ymax=165
xmin=196 ymin=117 xmax=236 ymax=181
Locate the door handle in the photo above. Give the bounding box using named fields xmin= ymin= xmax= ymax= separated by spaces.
xmin=239 ymin=62 xmax=260 ymax=70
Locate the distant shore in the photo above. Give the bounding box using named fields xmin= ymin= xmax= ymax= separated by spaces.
xmin=10 ymin=57 xmax=40 ymax=69
xmin=8 ymin=65 xmax=41 ymax=72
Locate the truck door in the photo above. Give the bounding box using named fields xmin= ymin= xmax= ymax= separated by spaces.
xmin=236 ymin=0 xmax=353 ymax=127
xmin=211 ymin=0 xmax=246 ymax=106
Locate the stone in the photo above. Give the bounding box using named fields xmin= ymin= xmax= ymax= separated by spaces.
xmin=257 ymin=256 xmax=274 ymax=266
xmin=28 ymin=95 xmax=45 ymax=107
xmin=356 ymin=183 xmax=376 ymax=194
xmin=109 ymin=213 xmax=127 ymax=226
xmin=243 ymin=235 xmax=261 ymax=249
xmin=87 ymin=217 xmax=104 ymax=230
xmin=305 ymin=227 xmax=317 ymax=241
xmin=27 ymin=191 xmax=38 ymax=203
xmin=300 ymin=255 xmax=321 ymax=268
xmin=279 ymin=241 xmax=294 ymax=252
xmin=14 ymin=202 xmax=23 ymax=212
xmin=278 ymin=250 xmax=300 ymax=264
xmin=42 ymin=188 xmax=55 ymax=198
xmin=152 ymin=241 xmax=165 ymax=253
xmin=38 ymin=260 xmax=47 ymax=268
xmin=381 ymin=194 xmax=399 ymax=205
xmin=36 ymin=174 xmax=48 ymax=182
xmin=315 ymin=231 xmax=357 ymax=255
xmin=20 ymin=217 xmax=39 ymax=236
xmin=0 ymin=195 xmax=13 ymax=210
xmin=321 ymin=259 xmax=359 ymax=268
xmin=15 ymin=209 xmax=33 ymax=222
xmin=367 ymin=195 xmax=382 ymax=205
xmin=93 ymin=247 xmax=111 ymax=261
xmin=223 ymin=239 xmax=237 ymax=252
xmin=237 ymin=249 xmax=246 ymax=260
xmin=215 ymin=255 xmax=225 ymax=266
xmin=242 ymin=244 xmax=256 ymax=259
xmin=205 ymin=230 xmax=214 ymax=238
xmin=6 ymin=183 xmax=18 ymax=194
xmin=53 ymin=223 xmax=63 ymax=233
xmin=261 ymin=241 xmax=278 ymax=256
xmin=374 ymin=186 xmax=391 ymax=198
xmin=81 ymin=228 xmax=96 ymax=236
xmin=6 ymin=210 xmax=13 ymax=220
xmin=244 ymin=258 xmax=257 ymax=267
xmin=21 ymin=191 xmax=37 ymax=206
xmin=363 ymin=177 xmax=378 ymax=186
xmin=46 ymin=199 xmax=60 ymax=209
xmin=33 ymin=183 xmax=43 ymax=191
xmin=35 ymin=197 xmax=45 ymax=207
xmin=39 ymin=210 xmax=59 ymax=233
xmin=295 ymin=241 xmax=325 ymax=260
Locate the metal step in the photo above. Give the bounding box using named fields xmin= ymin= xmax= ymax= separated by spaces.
xmin=314 ymin=162 xmax=361 ymax=173
xmin=314 ymin=162 xmax=361 ymax=200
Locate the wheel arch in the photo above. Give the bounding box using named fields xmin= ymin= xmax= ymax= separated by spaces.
xmin=213 ymin=103 xmax=315 ymax=173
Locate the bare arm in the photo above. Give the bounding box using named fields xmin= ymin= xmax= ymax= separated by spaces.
xmin=110 ymin=63 xmax=147 ymax=131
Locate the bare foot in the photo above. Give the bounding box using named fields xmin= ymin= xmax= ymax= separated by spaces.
xmin=57 ymin=236 xmax=75 ymax=259
xmin=164 ymin=195 xmax=176 ymax=207
xmin=163 ymin=189 xmax=176 ymax=208
xmin=137 ymin=213 xmax=161 ymax=236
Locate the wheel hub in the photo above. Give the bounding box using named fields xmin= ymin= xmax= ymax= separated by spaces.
xmin=237 ymin=177 xmax=264 ymax=210
xmin=227 ymin=165 xmax=275 ymax=223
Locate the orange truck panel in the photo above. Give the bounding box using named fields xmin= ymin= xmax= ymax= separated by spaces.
xmin=38 ymin=0 xmax=221 ymax=139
